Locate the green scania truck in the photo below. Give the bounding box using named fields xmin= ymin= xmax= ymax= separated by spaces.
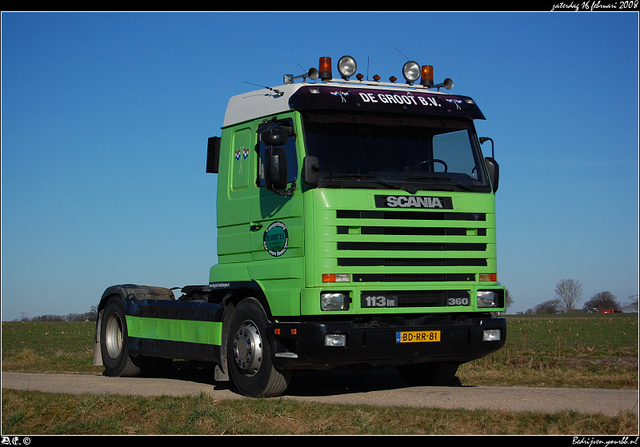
xmin=93 ymin=55 xmax=506 ymax=397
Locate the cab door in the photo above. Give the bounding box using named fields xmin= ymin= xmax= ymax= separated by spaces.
xmin=250 ymin=116 xmax=303 ymax=260
xmin=248 ymin=115 xmax=305 ymax=316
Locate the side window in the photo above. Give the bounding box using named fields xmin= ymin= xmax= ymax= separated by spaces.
xmin=432 ymin=129 xmax=477 ymax=176
xmin=257 ymin=119 xmax=298 ymax=187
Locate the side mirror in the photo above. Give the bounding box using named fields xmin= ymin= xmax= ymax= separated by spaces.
xmin=480 ymin=137 xmax=499 ymax=192
xmin=479 ymin=137 xmax=494 ymax=158
xmin=302 ymin=156 xmax=320 ymax=187
xmin=484 ymin=157 xmax=500 ymax=193
xmin=264 ymin=146 xmax=288 ymax=192
xmin=262 ymin=128 xmax=288 ymax=146
xmin=206 ymin=136 xmax=220 ymax=174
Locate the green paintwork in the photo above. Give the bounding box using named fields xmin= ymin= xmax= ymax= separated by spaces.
xmin=126 ymin=315 xmax=222 ymax=346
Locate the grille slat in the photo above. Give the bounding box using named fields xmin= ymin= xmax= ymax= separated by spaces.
xmin=337 ymin=242 xmax=486 ymax=251
xmin=337 ymin=226 xmax=486 ymax=237
xmin=338 ymin=258 xmax=487 ymax=267
xmin=354 ymin=274 xmax=475 ymax=282
xmin=337 ymin=210 xmax=486 ymax=221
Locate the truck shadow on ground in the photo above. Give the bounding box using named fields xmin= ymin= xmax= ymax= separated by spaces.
xmin=285 ymin=365 xmax=465 ymax=397
xmin=165 ymin=361 xmax=464 ymax=398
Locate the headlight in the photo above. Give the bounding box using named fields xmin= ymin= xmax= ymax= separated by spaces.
xmin=402 ymin=61 xmax=421 ymax=84
xmin=321 ymin=292 xmax=349 ymax=311
xmin=338 ymin=55 xmax=357 ymax=79
xmin=325 ymin=334 xmax=347 ymax=347
xmin=483 ymin=329 xmax=501 ymax=341
xmin=477 ymin=291 xmax=498 ymax=308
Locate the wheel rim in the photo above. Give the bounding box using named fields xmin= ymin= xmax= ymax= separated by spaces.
xmin=232 ymin=319 xmax=263 ymax=377
xmin=104 ymin=313 xmax=124 ymax=359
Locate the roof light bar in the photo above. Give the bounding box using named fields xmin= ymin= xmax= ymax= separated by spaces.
xmin=298 ymin=55 xmax=453 ymax=91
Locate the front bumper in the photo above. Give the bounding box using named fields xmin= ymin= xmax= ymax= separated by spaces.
xmin=269 ymin=313 xmax=506 ymax=370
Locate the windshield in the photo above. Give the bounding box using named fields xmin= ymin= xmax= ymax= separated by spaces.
xmin=302 ymin=112 xmax=491 ymax=193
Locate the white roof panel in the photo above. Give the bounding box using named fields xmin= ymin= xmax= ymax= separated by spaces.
xmin=223 ymin=83 xmax=304 ymax=127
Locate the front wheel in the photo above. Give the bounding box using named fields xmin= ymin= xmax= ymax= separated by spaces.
xmin=227 ymin=298 xmax=291 ymax=397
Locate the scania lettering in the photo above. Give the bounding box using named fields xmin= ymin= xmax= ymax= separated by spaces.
xmin=93 ymin=55 xmax=507 ymax=398
xmin=384 ymin=195 xmax=446 ymax=208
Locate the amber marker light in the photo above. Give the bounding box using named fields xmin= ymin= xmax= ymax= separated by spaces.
xmin=479 ymin=274 xmax=498 ymax=282
xmin=322 ymin=274 xmax=351 ymax=283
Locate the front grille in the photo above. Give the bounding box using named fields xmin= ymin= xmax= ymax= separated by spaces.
xmin=333 ymin=208 xmax=490 ymax=286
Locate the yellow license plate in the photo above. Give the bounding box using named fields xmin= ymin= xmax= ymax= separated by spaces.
xmin=396 ymin=330 xmax=441 ymax=343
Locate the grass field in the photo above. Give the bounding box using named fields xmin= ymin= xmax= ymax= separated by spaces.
xmin=2 ymin=314 xmax=638 ymax=435
xmin=459 ymin=313 xmax=638 ymax=389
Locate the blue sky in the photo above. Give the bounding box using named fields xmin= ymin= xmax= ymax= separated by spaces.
xmin=2 ymin=12 xmax=638 ymax=320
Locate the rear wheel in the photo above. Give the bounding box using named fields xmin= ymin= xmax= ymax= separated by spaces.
xmin=100 ymin=296 xmax=173 ymax=378
xmin=227 ymin=298 xmax=291 ymax=397
xmin=397 ymin=362 xmax=459 ymax=386
xmin=101 ymin=297 xmax=144 ymax=377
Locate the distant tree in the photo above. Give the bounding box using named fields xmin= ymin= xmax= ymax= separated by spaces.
xmin=555 ymin=279 xmax=583 ymax=313
xmin=89 ymin=305 xmax=98 ymax=321
xmin=534 ymin=298 xmax=561 ymax=314
xmin=14 ymin=306 xmax=98 ymax=323
xmin=623 ymin=294 xmax=638 ymax=313
xmin=583 ymin=291 xmax=621 ymax=312
xmin=504 ymin=288 xmax=513 ymax=311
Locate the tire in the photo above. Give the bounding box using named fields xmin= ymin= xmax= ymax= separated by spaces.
xmin=100 ymin=297 xmax=145 ymax=377
xmin=227 ymin=298 xmax=291 ymax=397
xmin=397 ymin=362 xmax=459 ymax=386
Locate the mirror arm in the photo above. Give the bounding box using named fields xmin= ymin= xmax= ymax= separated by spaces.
xmin=271 ymin=182 xmax=296 ymax=197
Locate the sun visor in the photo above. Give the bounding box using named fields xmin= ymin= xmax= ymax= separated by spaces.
xmin=289 ymin=86 xmax=485 ymax=120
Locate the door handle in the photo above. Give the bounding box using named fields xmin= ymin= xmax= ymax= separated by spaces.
xmin=250 ymin=223 xmax=263 ymax=232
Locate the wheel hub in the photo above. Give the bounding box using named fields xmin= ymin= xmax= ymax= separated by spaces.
xmin=233 ymin=320 xmax=263 ymax=376
xmin=104 ymin=313 xmax=123 ymax=359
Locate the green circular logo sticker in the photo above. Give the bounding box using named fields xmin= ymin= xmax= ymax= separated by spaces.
xmin=263 ymin=221 xmax=288 ymax=257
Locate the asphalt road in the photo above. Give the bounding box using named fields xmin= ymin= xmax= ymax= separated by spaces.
xmin=3 ymin=365 xmax=637 ymax=417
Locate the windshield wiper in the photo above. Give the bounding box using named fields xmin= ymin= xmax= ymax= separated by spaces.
xmin=326 ymin=174 xmax=404 ymax=191
xmin=404 ymin=175 xmax=474 ymax=192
